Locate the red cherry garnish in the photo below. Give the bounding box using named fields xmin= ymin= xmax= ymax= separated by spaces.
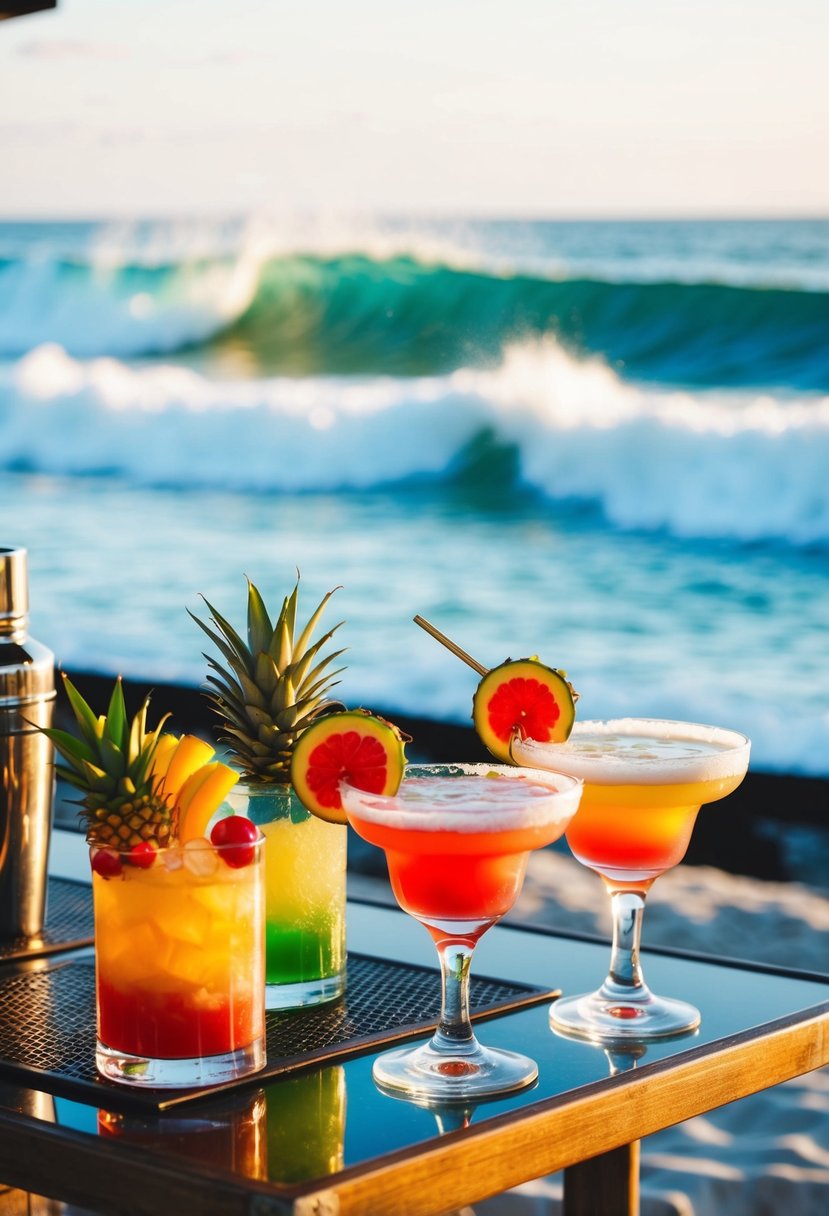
xmin=91 ymin=847 xmax=123 ymax=879
xmin=126 ymin=841 xmax=158 ymax=869
xmin=210 ymin=815 xmax=259 ymax=869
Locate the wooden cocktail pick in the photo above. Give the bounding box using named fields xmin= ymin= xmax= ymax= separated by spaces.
xmin=413 ymin=615 xmax=489 ymax=677
xmin=414 ymin=614 xmax=580 ymax=703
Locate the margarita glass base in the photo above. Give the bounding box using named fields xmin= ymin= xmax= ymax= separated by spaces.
xmin=265 ymin=972 xmax=345 ymax=1011
xmin=372 ymin=1038 xmax=538 ymax=1102
xmin=550 ymin=988 xmax=701 ymax=1043
xmin=95 ymin=1036 xmax=266 ymax=1089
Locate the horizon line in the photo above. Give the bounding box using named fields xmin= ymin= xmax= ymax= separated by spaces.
xmin=1 ymin=209 xmax=829 ymax=225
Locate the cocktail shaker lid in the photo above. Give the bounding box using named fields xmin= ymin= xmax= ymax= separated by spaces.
xmin=0 ymin=547 xmax=55 ymax=707
xmin=0 ymin=547 xmax=28 ymax=625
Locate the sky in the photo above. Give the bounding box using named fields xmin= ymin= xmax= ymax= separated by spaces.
xmin=2 ymin=0 xmax=829 ymax=219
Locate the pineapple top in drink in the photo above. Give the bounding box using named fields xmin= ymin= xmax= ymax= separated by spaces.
xmin=514 ymin=719 xmax=750 ymax=884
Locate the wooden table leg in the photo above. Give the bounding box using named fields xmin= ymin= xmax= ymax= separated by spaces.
xmin=563 ymin=1141 xmax=640 ymax=1216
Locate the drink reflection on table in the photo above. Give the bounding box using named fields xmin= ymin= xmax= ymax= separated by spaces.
xmin=375 ymin=1082 xmax=476 ymax=1135
xmin=98 ymin=1066 xmax=346 ymax=1185
xmin=98 ymin=1088 xmax=268 ymax=1179
xmin=373 ymin=1074 xmax=536 ymax=1139
xmin=0 ymin=1079 xmax=55 ymax=1123
xmin=550 ymin=1023 xmax=698 ymax=1076
xmin=265 ymin=1066 xmax=346 ymax=1184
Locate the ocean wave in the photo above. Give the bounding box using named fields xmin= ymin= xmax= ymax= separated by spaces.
xmin=0 ymin=249 xmax=261 ymax=359
xmin=4 ymin=339 xmax=829 ymax=549
xmin=2 ymin=238 xmax=829 ymax=390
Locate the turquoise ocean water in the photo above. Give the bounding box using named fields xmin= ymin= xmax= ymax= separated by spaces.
xmin=1 ymin=215 xmax=827 ymax=779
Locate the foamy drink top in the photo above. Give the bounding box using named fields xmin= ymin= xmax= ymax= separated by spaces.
xmin=513 ymin=719 xmax=750 ymax=786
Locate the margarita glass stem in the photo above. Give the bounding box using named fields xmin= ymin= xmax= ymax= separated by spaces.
xmin=597 ymin=885 xmax=653 ymax=1004
xmin=430 ymin=936 xmax=478 ymax=1055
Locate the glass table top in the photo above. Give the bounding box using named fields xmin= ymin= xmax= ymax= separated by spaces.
xmin=4 ymin=898 xmax=825 ymax=1193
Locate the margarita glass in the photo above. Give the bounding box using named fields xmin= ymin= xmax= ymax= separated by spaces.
xmin=340 ymin=762 xmax=583 ymax=1100
xmin=92 ymin=833 xmax=266 ymax=1087
xmin=513 ymin=719 xmax=750 ymax=1041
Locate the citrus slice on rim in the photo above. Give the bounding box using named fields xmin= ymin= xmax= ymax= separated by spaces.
xmin=290 ymin=710 xmax=407 ymax=824
xmin=472 ymin=658 xmax=577 ymax=763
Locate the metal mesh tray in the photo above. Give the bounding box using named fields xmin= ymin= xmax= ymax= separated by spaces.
xmin=0 ymin=950 xmax=557 ymax=1112
xmin=0 ymin=878 xmax=93 ymax=963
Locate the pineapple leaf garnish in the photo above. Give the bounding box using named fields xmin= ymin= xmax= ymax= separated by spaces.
xmin=294 ymin=587 xmax=342 ymax=659
xmin=246 ymin=578 xmax=274 ymax=658
xmin=43 ymin=726 xmax=95 ymax=767
xmin=192 ymin=600 xmax=250 ymax=669
xmin=190 ymin=574 xmax=347 ymax=785
xmin=63 ymin=677 xmax=105 ymax=753
xmin=103 ymin=678 xmax=128 ymax=748
xmin=39 ymin=675 xmax=175 ymax=850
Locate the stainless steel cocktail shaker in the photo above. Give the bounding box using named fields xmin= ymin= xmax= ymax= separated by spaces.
xmin=0 ymin=547 xmax=56 ymax=940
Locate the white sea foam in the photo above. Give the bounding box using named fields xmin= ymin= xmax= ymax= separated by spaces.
xmin=514 ymin=720 xmax=751 ymax=786
xmin=340 ymin=765 xmax=582 ymax=833
xmin=0 ymin=250 xmax=261 ymax=359
xmin=3 ymin=339 xmax=829 ymax=548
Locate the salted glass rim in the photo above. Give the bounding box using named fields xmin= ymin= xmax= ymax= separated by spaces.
xmin=339 ymin=761 xmax=583 ymax=832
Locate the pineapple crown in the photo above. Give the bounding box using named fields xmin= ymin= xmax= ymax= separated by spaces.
xmin=42 ymin=674 xmax=170 ymax=803
xmin=188 ymin=575 xmax=347 ymax=785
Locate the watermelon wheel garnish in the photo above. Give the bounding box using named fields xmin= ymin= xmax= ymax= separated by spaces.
xmin=472 ymin=658 xmax=577 ymax=763
xmin=290 ymin=710 xmax=407 ymax=824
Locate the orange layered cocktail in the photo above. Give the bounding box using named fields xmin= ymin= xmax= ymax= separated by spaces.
xmin=92 ymin=833 xmax=266 ymax=1087
xmin=341 ymin=762 xmax=582 ymax=1100
xmin=35 ymin=672 xmax=266 ymax=1088
xmin=514 ymin=719 xmax=750 ymax=1041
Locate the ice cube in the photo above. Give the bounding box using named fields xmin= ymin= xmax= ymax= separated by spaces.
xmin=182 ymin=837 xmax=220 ymax=878
xmin=162 ymin=848 xmax=185 ymax=873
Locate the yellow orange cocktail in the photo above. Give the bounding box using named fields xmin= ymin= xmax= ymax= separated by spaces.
xmin=93 ymin=832 xmax=266 ymax=1087
xmin=514 ymin=719 xmax=751 ymax=1041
